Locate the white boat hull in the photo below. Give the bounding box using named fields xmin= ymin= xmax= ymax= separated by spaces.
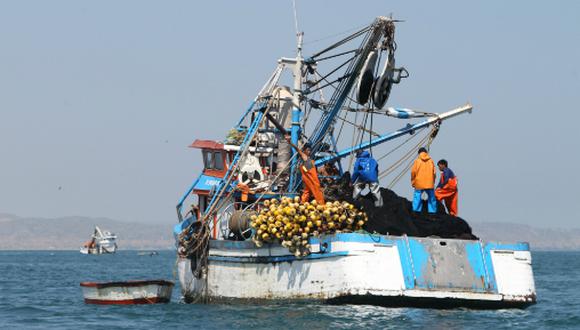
xmin=80 ymin=280 xmax=174 ymax=305
xmin=79 ymin=245 xmax=117 ymax=255
xmin=178 ymin=233 xmax=536 ymax=308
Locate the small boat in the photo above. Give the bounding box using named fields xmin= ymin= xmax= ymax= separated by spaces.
xmin=80 ymin=226 xmax=117 ymax=255
xmin=80 ymin=280 xmax=174 ymax=305
xmin=138 ymin=251 xmax=159 ymax=256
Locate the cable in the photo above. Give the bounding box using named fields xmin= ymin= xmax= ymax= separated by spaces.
xmin=387 ymin=125 xmax=439 ymax=189
xmin=347 ymin=111 xmax=360 ymax=171
xmin=369 ymin=108 xmax=374 ymax=156
xmin=376 ymin=126 xmax=427 ymax=162
xmin=303 ymin=23 xmax=369 ymax=46
xmin=378 ymin=127 xmax=432 ymax=180
xmin=305 ymin=54 xmax=358 ymax=94
xmin=315 ymin=49 xmax=359 ymax=62
xmin=310 ymin=25 xmax=371 ymax=58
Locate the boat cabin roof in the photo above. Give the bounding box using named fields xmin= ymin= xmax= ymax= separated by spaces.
xmin=189 ymin=139 xmax=224 ymax=150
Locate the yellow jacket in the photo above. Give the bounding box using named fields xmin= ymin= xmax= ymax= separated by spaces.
xmin=411 ymin=152 xmax=436 ymax=189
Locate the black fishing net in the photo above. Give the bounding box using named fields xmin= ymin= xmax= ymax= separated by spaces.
xmin=324 ymin=173 xmax=477 ymax=240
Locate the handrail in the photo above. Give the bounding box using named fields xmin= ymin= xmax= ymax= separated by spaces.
xmin=176 ymin=176 xmax=202 ymax=222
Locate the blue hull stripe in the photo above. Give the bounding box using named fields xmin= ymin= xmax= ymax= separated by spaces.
xmin=465 ymin=242 xmax=495 ymax=292
xmin=209 ymin=251 xmax=349 ymax=264
xmin=395 ymin=239 xmax=415 ymax=289
xmin=407 ymin=238 xmax=430 ymax=289
xmin=209 ymin=233 xmax=531 ymax=252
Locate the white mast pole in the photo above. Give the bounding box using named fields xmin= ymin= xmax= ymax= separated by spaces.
xmin=288 ymin=0 xmax=304 ymax=189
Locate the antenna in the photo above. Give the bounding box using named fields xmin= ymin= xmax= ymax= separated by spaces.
xmin=292 ymin=0 xmax=303 ymax=56
xmin=292 ymin=0 xmax=300 ymax=35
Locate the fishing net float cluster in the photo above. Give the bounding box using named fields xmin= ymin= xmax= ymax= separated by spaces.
xmin=250 ymin=197 xmax=367 ymax=257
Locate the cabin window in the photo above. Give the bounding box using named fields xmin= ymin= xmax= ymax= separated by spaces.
xmin=199 ymin=195 xmax=208 ymax=212
xmin=214 ymin=152 xmax=224 ymax=170
xmin=203 ymin=151 xmax=213 ymax=170
xmin=203 ymin=150 xmax=225 ymax=170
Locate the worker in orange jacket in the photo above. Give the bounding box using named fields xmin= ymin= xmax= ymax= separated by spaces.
xmin=286 ymin=135 xmax=325 ymax=205
xmin=435 ymin=159 xmax=458 ymax=216
xmin=410 ymin=147 xmax=437 ymax=213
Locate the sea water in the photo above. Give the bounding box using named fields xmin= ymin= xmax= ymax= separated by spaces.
xmin=0 ymin=250 xmax=578 ymax=329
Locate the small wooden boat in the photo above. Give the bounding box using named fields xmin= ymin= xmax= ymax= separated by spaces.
xmin=80 ymin=280 xmax=174 ymax=305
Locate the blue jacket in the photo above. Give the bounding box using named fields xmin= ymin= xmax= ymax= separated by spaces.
xmin=351 ymin=151 xmax=379 ymax=183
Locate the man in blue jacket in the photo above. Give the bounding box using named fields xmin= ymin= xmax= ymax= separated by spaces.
xmin=351 ymin=150 xmax=383 ymax=207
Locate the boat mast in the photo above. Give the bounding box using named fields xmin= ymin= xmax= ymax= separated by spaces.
xmin=288 ymin=31 xmax=304 ymax=189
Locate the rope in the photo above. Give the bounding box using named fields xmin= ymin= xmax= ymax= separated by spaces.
xmin=378 ymin=128 xmax=432 ymax=180
xmin=347 ymin=111 xmax=359 ymax=171
xmin=302 ymin=71 xmax=328 ymax=130
xmin=369 ymin=108 xmax=374 ymax=156
xmin=357 ymin=111 xmax=369 ymax=147
xmin=330 ymin=87 xmax=354 ymax=144
xmin=334 ymin=112 xmax=380 ymax=137
xmin=387 ymin=129 xmax=438 ymax=189
xmin=334 ymin=110 xmax=347 ymax=141
xmin=387 ymin=155 xmax=416 ymax=190
xmin=376 ymin=126 xmax=427 ymax=162
xmin=376 ymin=122 xmax=441 ymax=189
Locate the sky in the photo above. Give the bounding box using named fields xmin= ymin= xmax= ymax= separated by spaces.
xmin=0 ymin=1 xmax=579 ymax=228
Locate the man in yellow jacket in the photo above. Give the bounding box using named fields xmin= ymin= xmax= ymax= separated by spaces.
xmin=410 ymin=147 xmax=437 ymax=214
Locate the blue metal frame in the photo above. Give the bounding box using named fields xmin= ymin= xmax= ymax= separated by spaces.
xmin=176 ymin=176 xmax=201 ymax=222
xmin=288 ymin=106 xmax=302 ymax=191
xmin=307 ymin=24 xmax=381 ymax=150
xmin=204 ymin=104 xmax=267 ymax=216
xmin=235 ymin=101 xmax=257 ymax=129
xmin=176 ymin=100 xmax=256 ymax=221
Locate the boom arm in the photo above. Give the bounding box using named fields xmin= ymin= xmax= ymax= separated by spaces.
xmin=308 ymin=17 xmax=394 ymax=152
xmin=315 ymin=104 xmax=473 ymax=167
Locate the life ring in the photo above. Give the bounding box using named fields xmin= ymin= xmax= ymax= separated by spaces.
xmin=237 ymin=154 xmax=264 ymax=185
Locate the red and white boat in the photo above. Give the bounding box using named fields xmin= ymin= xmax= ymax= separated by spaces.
xmin=80 ymin=280 xmax=174 ymax=305
xmin=80 ymin=226 xmax=117 ymax=255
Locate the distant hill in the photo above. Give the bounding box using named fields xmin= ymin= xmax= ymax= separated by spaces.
xmin=0 ymin=213 xmax=579 ymax=251
xmin=0 ymin=213 xmax=174 ymax=250
xmin=471 ymin=221 xmax=580 ymax=251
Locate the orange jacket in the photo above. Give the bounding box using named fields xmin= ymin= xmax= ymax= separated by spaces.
xmin=300 ymin=160 xmax=325 ymax=205
xmin=411 ymin=152 xmax=436 ymax=189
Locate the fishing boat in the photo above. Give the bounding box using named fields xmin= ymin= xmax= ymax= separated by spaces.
xmin=80 ymin=280 xmax=174 ymax=305
xmin=80 ymin=226 xmax=118 ymax=255
xmin=174 ymin=16 xmax=536 ymax=308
